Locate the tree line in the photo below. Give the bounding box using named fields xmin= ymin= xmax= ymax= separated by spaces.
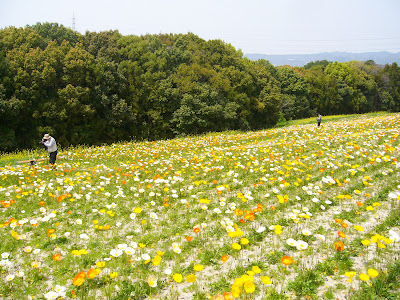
xmin=0 ymin=23 xmax=399 ymax=152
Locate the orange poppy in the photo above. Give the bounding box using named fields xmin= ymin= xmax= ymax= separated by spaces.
xmin=282 ymin=256 xmax=293 ymax=265
xmin=186 ymin=236 xmax=193 ymax=242
xmin=221 ymin=255 xmax=229 ymax=263
xmin=341 ymin=222 xmax=349 ymax=229
xmin=234 ymin=209 xmax=243 ymax=216
xmin=87 ymin=268 xmax=98 ymax=279
xmin=223 ymin=292 xmax=233 ymax=300
xmin=338 ymin=231 xmax=346 ymax=238
xmin=72 ymin=272 xmax=86 ymax=286
xmin=334 ymin=241 xmax=345 ymax=251
xmin=244 ymin=211 xmax=255 ymax=221
xmin=52 ymin=253 xmax=62 ymax=261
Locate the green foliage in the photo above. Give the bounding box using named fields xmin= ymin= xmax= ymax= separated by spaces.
xmin=0 ymin=24 xmax=399 ymax=152
xmin=287 ymin=270 xmax=325 ymax=297
xmin=28 ymin=22 xmax=80 ymax=46
xmin=350 ymin=259 xmax=400 ymax=299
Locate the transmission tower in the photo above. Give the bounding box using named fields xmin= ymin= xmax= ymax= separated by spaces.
xmin=72 ymin=14 xmax=76 ymax=31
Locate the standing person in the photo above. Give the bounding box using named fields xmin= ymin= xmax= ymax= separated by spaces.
xmin=317 ymin=114 xmax=322 ymax=127
xmin=41 ymin=134 xmax=58 ymax=166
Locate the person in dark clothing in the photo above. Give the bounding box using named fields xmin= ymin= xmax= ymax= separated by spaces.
xmin=317 ymin=114 xmax=322 ymax=127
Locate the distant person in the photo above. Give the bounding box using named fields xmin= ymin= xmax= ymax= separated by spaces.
xmin=40 ymin=134 xmax=58 ymax=166
xmin=317 ymin=114 xmax=322 ymax=127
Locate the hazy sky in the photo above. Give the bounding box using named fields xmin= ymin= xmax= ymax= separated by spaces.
xmin=1 ymin=0 xmax=399 ymax=54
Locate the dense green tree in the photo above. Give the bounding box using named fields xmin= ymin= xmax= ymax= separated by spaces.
xmin=170 ymin=63 xmax=238 ymax=135
xmin=304 ymin=60 xmax=329 ymax=70
xmin=28 ymin=22 xmax=80 ymax=47
xmin=324 ymin=62 xmax=376 ymax=113
xmin=276 ymin=66 xmax=310 ymax=120
xmin=0 ymin=24 xmax=399 ymax=152
xmin=0 ymin=26 xmax=45 ymax=53
xmin=382 ymin=63 xmax=400 ymax=111
xmin=83 ymin=30 xmax=121 ymax=61
xmin=303 ymin=68 xmax=339 ymax=115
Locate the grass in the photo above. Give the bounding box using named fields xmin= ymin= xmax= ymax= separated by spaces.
xmin=276 ymin=111 xmax=388 ymax=127
xmin=350 ymin=259 xmax=400 ymax=299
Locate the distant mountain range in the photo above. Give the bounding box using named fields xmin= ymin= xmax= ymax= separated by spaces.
xmin=244 ymin=51 xmax=400 ymax=67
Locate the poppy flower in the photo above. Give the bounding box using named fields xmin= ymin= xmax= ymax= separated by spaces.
xmin=367 ymin=269 xmax=379 ymax=278
xmin=354 ymin=225 xmax=364 ymax=232
xmin=261 ymin=276 xmax=272 ymax=285
xmin=173 ymin=273 xmax=183 ymax=283
xmin=243 ymin=281 xmax=255 ymax=293
xmin=147 ymin=275 xmax=157 ymax=287
xmin=282 ymin=256 xmax=293 ymax=265
xmin=193 ymin=264 xmax=204 ymax=271
xmin=344 ymin=271 xmax=356 ymax=282
xmin=222 ymin=292 xmax=233 ymax=300
xmin=232 ymin=243 xmax=241 ymax=250
xmin=47 ymin=229 xmax=55 ymax=237
xmin=52 ymin=253 xmax=62 ymax=261
xmin=240 ymin=238 xmax=249 ymax=245
xmin=31 ymin=260 xmax=41 ymax=269
xmin=334 ymin=241 xmax=345 ymax=251
xmin=96 ymin=261 xmax=105 ymax=268
xmin=221 ymin=255 xmax=229 ymax=263
xmin=152 ymin=255 xmax=162 ymax=266
xmin=359 ymin=273 xmax=370 ymax=281
xmin=186 ymin=274 xmax=197 ymax=283
xmin=87 ymin=268 xmax=98 ymax=279
xmin=234 ymin=209 xmax=243 ymax=216
xmin=72 ymin=272 xmax=86 ymax=286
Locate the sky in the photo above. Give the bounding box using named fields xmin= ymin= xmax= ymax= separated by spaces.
xmin=1 ymin=0 xmax=399 ymax=55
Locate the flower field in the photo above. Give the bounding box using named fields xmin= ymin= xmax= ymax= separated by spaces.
xmin=1 ymin=113 xmax=400 ymax=300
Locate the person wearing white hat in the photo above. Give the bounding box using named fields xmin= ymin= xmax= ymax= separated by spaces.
xmin=41 ymin=134 xmax=58 ymax=166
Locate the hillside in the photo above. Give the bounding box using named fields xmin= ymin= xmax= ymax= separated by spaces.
xmin=1 ymin=113 xmax=400 ymax=299
xmin=245 ymin=51 xmax=400 ymax=67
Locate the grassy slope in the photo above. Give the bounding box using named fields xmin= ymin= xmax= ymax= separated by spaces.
xmin=0 ymin=111 xmax=399 ymax=300
xmin=0 ymin=112 xmax=388 ymax=167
